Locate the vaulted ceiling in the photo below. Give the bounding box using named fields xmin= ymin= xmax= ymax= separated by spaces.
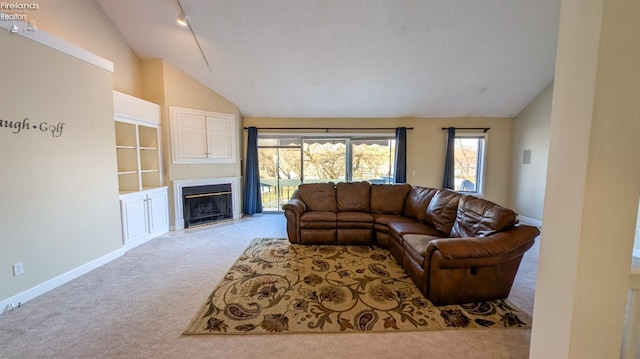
xmin=96 ymin=0 xmax=560 ymax=118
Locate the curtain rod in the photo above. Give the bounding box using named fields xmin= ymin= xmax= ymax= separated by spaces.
xmin=442 ymin=127 xmax=490 ymax=133
xmin=243 ymin=127 xmax=413 ymax=131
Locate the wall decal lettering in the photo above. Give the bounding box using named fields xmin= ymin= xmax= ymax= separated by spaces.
xmin=0 ymin=118 xmax=65 ymax=137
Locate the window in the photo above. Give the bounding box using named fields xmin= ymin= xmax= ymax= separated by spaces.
xmin=302 ymin=138 xmax=347 ymax=182
xmin=351 ymin=138 xmax=395 ymax=183
xmin=258 ymin=134 xmax=395 ymax=211
xmin=453 ymin=133 xmax=486 ymax=195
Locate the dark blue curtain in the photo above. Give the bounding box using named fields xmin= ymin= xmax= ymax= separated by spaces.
xmin=393 ymin=127 xmax=407 ymax=183
xmin=243 ymin=127 xmax=263 ymax=215
xmin=442 ymin=127 xmax=456 ymax=189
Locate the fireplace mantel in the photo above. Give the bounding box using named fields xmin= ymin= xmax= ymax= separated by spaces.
xmin=173 ymin=177 xmax=241 ymax=230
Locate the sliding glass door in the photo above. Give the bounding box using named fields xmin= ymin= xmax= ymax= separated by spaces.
xmin=258 ymin=134 xmax=395 ymax=212
xmin=257 ymin=138 xmax=302 ymax=211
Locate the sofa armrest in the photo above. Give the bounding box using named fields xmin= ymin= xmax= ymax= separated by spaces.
xmin=282 ymin=195 xmax=307 ymax=244
xmin=283 ymin=198 xmax=307 ymax=216
xmin=425 ymin=224 xmax=539 ymax=261
xmin=424 ymin=224 xmax=539 ymax=305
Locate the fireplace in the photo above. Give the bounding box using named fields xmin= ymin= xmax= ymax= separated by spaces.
xmin=182 ymin=184 xmax=233 ymax=228
xmin=173 ymin=177 xmax=240 ymax=230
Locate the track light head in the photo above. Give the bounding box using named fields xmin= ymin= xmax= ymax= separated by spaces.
xmin=176 ymin=11 xmax=189 ymax=27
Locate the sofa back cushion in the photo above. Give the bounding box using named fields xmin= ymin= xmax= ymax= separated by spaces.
xmin=451 ymin=195 xmax=517 ymax=237
xmin=404 ymin=186 xmax=438 ymax=222
xmin=370 ymin=184 xmax=411 ymax=215
xmin=425 ymin=189 xmax=461 ymax=235
xmin=337 ymin=182 xmax=371 ymax=212
xmin=297 ymin=182 xmax=337 ymax=212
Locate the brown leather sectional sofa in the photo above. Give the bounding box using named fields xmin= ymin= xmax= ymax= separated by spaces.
xmin=283 ymin=182 xmax=540 ymax=305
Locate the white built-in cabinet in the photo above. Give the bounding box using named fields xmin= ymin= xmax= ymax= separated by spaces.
xmin=113 ymin=91 xmax=169 ymax=247
xmin=170 ymin=106 xmax=237 ymax=164
xmin=119 ymin=188 xmax=169 ymax=245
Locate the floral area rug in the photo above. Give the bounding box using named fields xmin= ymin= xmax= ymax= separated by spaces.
xmin=183 ymin=238 xmax=531 ymax=335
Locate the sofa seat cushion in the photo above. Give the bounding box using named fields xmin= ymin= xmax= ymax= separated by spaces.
xmin=337 ymin=211 xmax=374 ymax=223
xmin=388 ymin=221 xmax=443 ymax=237
xmin=370 ymin=184 xmax=411 ymax=215
xmin=337 ymin=212 xmax=374 ymax=230
xmin=300 ymin=211 xmax=336 ymax=229
xmin=337 ymin=182 xmax=371 ymax=212
xmin=373 ymin=214 xmax=415 ymax=226
xmin=301 ymin=211 xmax=336 ymax=222
xmin=403 ymin=234 xmax=442 ymax=265
xmin=300 ymin=223 xmax=336 ymax=230
xmin=298 ymin=182 xmax=337 ymax=212
xmin=451 ymin=195 xmax=517 ymax=238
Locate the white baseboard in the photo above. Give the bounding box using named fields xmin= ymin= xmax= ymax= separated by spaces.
xmin=518 ymin=215 xmax=542 ymax=228
xmin=0 ymin=247 xmax=125 ymax=315
xmin=121 ymin=232 xmax=160 ymax=253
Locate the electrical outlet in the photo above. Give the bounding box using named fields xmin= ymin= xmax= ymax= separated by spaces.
xmin=12 ymin=262 xmax=24 ymax=276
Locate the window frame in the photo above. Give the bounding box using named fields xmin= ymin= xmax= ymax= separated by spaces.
xmin=453 ymin=132 xmax=488 ymax=197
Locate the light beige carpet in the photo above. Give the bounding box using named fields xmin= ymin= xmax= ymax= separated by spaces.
xmin=184 ymin=238 xmax=531 ymax=335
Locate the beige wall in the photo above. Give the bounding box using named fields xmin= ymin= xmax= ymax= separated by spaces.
xmin=26 ymin=0 xmax=142 ymax=96
xmin=141 ymin=59 xmax=242 ymax=226
xmin=0 ymin=32 xmax=122 ymax=300
xmin=636 ymin=200 xmax=640 ymax=251
xmin=530 ymin=0 xmax=640 ymax=357
xmin=0 ymin=4 xmax=244 ymax=303
xmin=244 ymin=117 xmax=514 ymax=206
xmin=510 ymin=82 xmax=553 ymax=221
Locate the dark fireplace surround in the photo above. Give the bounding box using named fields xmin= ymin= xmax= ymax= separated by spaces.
xmin=182 ymin=184 xmax=233 ymax=228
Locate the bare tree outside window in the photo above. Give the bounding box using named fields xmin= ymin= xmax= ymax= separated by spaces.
xmin=303 ymin=141 xmax=346 ymax=181
xmin=352 ymin=140 xmax=394 ymax=182
xmin=453 ymin=137 xmax=484 ymax=192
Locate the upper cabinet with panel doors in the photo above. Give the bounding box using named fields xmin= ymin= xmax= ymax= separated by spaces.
xmin=170 ymin=106 xmax=237 ymax=164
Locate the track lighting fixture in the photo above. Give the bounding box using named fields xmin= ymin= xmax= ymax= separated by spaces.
xmin=175 ymin=0 xmax=211 ymax=70
xmin=176 ymin=10 xmax=189 ymax=27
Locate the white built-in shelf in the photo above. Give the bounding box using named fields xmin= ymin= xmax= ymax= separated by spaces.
xmin=113 ymin=91 xmax=163 ymax=194
xmin=114 ymin=119 xmax=162 ymax=192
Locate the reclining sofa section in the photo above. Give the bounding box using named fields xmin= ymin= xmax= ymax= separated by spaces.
xmin=283 ymin=182 xmax=540 ymax=306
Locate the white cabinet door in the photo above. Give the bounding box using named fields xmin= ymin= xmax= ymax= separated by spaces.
xmin=206 ymin=116 xmax=234 ymax=160
xmin=170 ymin=106 xmax=236 ymax=164
xmin=120 ymin=187 xmax=169 ymax=246
xmin=120 ymin=194 xmax=148 ymax=244
xmin=175 ymin=113 xmax=208 ymax=159
xmin=147 ymin=188 xmax=169 ymax=237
